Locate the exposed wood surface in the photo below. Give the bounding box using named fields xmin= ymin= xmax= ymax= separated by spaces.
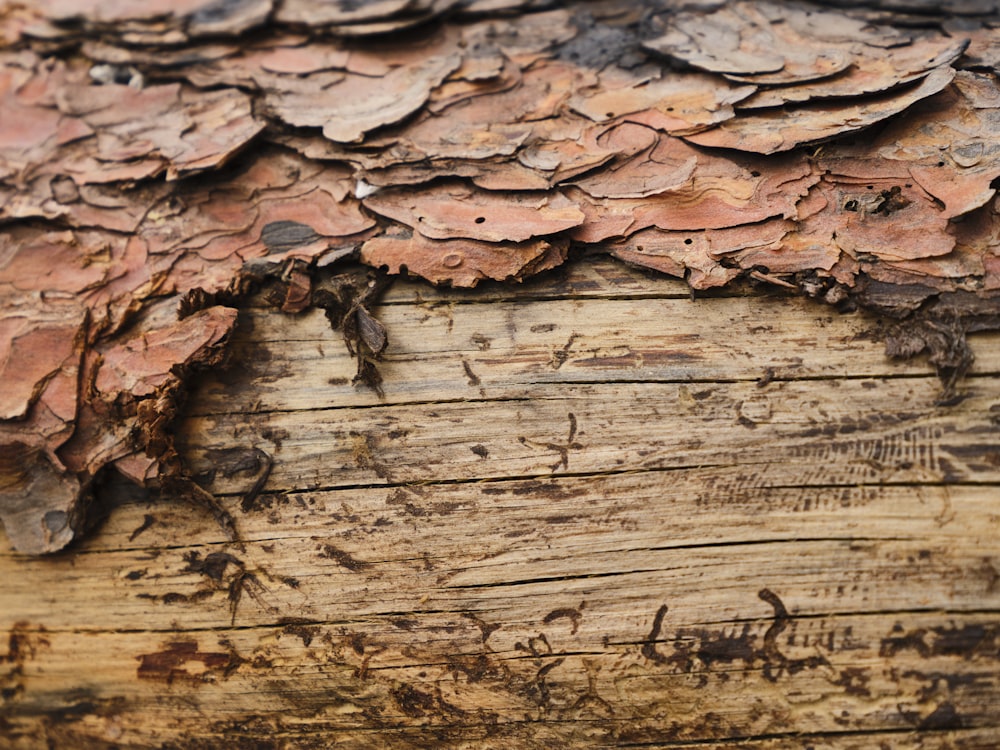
xmin=2 ymin=258 xmax=999 ymax=748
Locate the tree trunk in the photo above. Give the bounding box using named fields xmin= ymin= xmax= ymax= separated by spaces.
xmin=3 ymin=0 xmax=1000 ymax=745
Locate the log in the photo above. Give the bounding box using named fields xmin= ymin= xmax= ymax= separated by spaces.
xmin=4 ymin=0 xmax=1000 ymax=745
xmin=3 ymin=258 xmax=999 ymax=748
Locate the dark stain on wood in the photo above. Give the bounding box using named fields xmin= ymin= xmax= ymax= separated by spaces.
xmin=758 ymin=588 xmax=829 ymax=681
xmin=276 ymin=619 xmax=320 ymax=648
xmin=391 ymin=683 xmax=437 ymax=718
xmin=543 ymin=607 xmax=583 ymax=635
xmin=462 ymin=612 xmax=501 ymax=645
xmin=881 ymin=622 xmax=1000 ymax=660
xmin=319 ymin=544 xmax=371 ymax=572
xmin=462 ymin=360 xmax=481 ymax=387
xmin=183 ymin=551 xmax=244 ymax=582
xmin=128 ymin=514 xmax=157 ymax=542
xmin=2 ymin=622 xmax=48 ymax=703
xmin=136 ymin=639 xmax=242 ymax=685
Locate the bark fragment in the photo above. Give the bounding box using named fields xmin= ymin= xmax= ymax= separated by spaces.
xmin=684 ymin=67 xmax=957 ymax=154
xmin=0 ymin=52 xmax=263 ymax=196
xmin=364 ymin=181 xmax=585 ymax=242
xmin=645 ymin=2 xmax=882 ymax=82
xmin=361 ymin=226 xmax=568 ymax=287
xmin=569 ymin=68 xmax=755 ymax=135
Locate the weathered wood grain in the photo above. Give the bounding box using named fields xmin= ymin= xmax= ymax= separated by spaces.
xmin=179 ymin=377 xmax=1000 ymax=493
xmin=191 ymin=298 xmax=1000 ymax=417
xmin=3 ymin=474 xmax=998 ymax=625
xmin=2 ymin=259 xmax=999 ymax=748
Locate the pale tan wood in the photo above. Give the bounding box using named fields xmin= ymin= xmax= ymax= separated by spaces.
xmin=1 ymin=610 xmax=999 ymax=745
xmin=2 ymin=259 xmax=998 ymax=748
xmin=2 ymin=477 xmax=997 ymax=627
xmin=194 ymin=264 xmax=1000 ymax=418
xmin=191 ymin=298 xmax=1000 ymax=418
xmin=179 ymin=378 xmax=1000 ymax=493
